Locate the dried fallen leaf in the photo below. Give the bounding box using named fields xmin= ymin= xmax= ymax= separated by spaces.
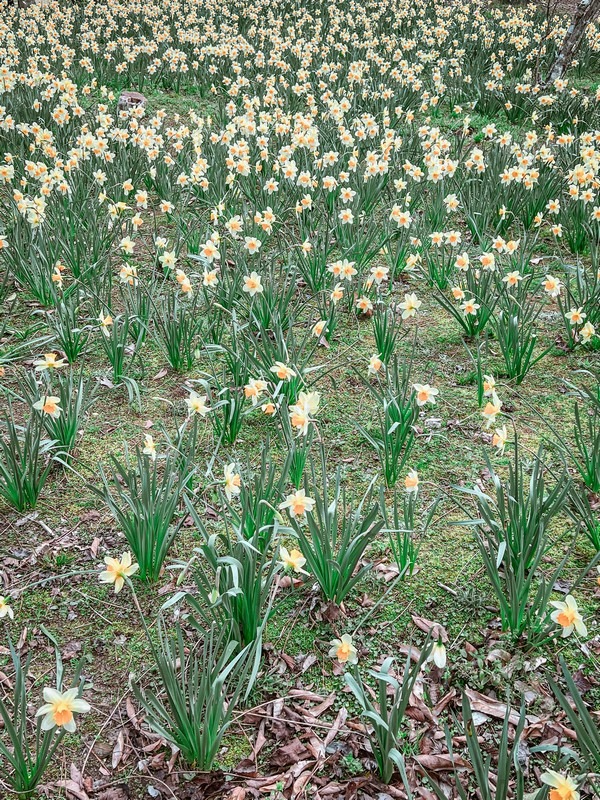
xmin=125 ymin=696 xmax=140 ymax=730
xmin=269 ymin=738 xmax=312 ymax=768
xmin=464 ymin=687 xmax=521 ymax=726
xmin=411 ymin=614 xmax=448 ymax=642
xmin=323 ymin=706 xmax=348 ymax=751
xmin=415 ymin=754 xmax=470 ymax=772
xmin=112 ymin=730 xmax=125 ymax=769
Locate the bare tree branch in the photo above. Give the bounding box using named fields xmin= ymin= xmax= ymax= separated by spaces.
xmin=543 ymin=0 xmax=600 ymax=86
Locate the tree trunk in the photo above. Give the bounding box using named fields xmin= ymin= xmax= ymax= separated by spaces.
xmin=544 ymin=0 xmax=600 ymax=85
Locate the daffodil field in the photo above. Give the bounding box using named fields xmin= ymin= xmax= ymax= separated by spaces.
xmin=1 ymin=0 xmax=600 ymax=797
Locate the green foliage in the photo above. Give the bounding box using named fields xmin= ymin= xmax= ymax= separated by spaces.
xmin=549 ymin=656 xmax=600 ymax=773
xmin=153 ymin=290 xmax=203 ymax=371
xmin=381 ymin=487 xmax=438 ymax=579
xmin=572 ymin=400 xmax=600 ymax=492
xmin=285 ymin=450 xmax=383 ymax=604
xmin=456 ymin=441 xmax=573 ymax=638
xmin=458 ymin=441 xmax=570 ymax=573
xmin=222 ymin=441 xmax=291 ymax=550
xmin=181 ymin=500 xmax=281 ymax=647
xmin=132 ymin=621 xmax=257 ymax=770
xmin=92 ymin=445 xmax=194 ymax=582
xmin=0 ymin=406 xmax=54 ymax=511
xmin=423 ymin=695 xmax=540 ymax=800
xmin=492 ymin=276 xmax=549 ymax=384
xmin=372 ymin=302 xmax=401 ymax=364
xmin=46 ymin=293 xmax=89 ymax=363
xmin=21 ymin=368 xmax=95 ymax=459
xmin=358 ymin=356 xmax=418 ymax=487
xmin=344 ymin=641 xmax=432 ymax=784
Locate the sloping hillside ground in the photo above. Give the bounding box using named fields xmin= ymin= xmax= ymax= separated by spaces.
xmin=0 ymin=1 xmax=599 ymax=798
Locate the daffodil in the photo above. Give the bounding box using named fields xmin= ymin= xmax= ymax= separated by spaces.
xmin=36 ymin=688 xmax=91 ymax=733
xmin=33 ymin=395 xmax=61 ymax=418
xmin=142 ymin=434 xmax=156 ymax=460
xmin=429 ymin=637 xmax=447 ymax=669
xmin=413 ymin=383 xmax=439 ymax=406
xmin=540 ymin=771 xmax=579 ymax=800
xmin=399 ymin=292 xmax=422 ymax=319
xmin=243 ymin=271 xmax=263 ymax=296
xmin=99 ymin=552 xmax=139 ymax=593
xmin=98 ymin=312 xmax=113 ymax=336
xmin=482 ymin=394 xmax=502 ymax=428
xmin=492 ymin=425 xmax=508 ymax=454
xmin=186 ymin=392 xmax=210 ymax=416
xmin=580 ymin=321 xmax=596 ymax=343
xmin=329 ymin=634 xmax=358 ymax=664
xmin=34 ymin=352 xmax=65 ymax=371
xmin=0 ymin=596 xmax=14 ymax=619
xmin=405 ymin=469 xmax=419 ymax=493
xmin=289 ymin=403 xmax=311 ymax=436
xmin=566 ymin=307 xmax=586 ymax=326
xmin=244 ymin=378 xmax=268 ymax=405
xmin=270 ymin=361 xmax=296 ymax=381
xmin=483 ymin=375 xmax=496 ymax=396
xmin=550 ymin=595 xmax=587 ymax=638
xmin=368 ymin=354 xmax=383 ymax=375
xmin=224 ymin=463 xmax=241 ymax=500
xmin=543 ymin=275 xmax=561 ymax=298
xmin=279 ymin=489 xmax=315 ymax=519
xmin=279 ymin=546 xmax=309 ymax=575
xmin=312 ymin=320 xmax=327 ymax=337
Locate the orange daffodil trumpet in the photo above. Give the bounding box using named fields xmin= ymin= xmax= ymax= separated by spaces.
xmin=99 ymin=551 xmax=139 ymax=594
xmin=36 ymin=688 xmax=90 ymax=733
